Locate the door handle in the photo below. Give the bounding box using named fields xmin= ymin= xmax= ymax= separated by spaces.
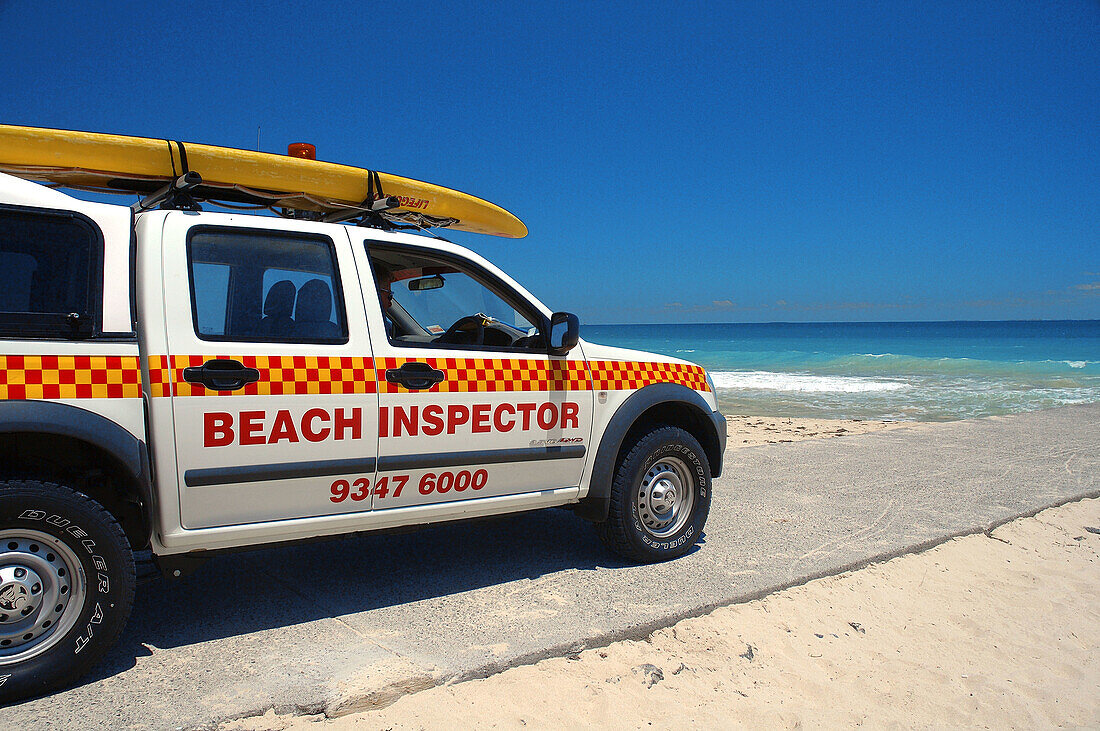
xmin=182 ymin=359 xmax=261 ymax=392
xmin=386 ymin=362 xmax=446 ymax=390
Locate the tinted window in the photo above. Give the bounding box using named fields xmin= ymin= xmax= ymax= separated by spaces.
xmin=188 ymin=228 xmax=347 ymax=343
xmin=0 ymin=207 xmax=101 ymax=338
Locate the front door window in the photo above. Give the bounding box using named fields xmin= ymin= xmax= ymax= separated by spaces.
xmin=369 ymin=247 xmax=542 ymax=350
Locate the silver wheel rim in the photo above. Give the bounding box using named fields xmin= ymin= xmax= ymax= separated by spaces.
xmin=635 ymin=456 xmax=695 ymax=539
xmin=0 ymin=529 xmax=86 ymax=665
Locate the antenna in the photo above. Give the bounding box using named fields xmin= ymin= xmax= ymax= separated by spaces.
xmin=256 ymin=126 xmax=261 ymax=151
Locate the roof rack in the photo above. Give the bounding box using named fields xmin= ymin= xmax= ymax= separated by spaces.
xmin=125 ymin=175 xmax=457 ymax=235
xmin=132 ymin=171 xmax=204 ymax=213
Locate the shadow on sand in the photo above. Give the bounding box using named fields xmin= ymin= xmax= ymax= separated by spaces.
xmin=76 ymin=507 xmax=705 ymax=689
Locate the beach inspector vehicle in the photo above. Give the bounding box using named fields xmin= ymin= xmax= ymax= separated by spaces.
xmin=0 ymin=125 xmax=725 ymax=701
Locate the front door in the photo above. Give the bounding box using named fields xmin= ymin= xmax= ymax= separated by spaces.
xmin=355 ymin=237 xmax=593 ymax=511
xmin=159 ymin=215 xmax=378 ymax=529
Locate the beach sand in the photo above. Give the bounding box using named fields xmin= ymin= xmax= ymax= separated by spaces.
xmin=230 ymin=497 xmax=1099 ymax=730
xmin=724 ymin=415 xmax=908 ymax=447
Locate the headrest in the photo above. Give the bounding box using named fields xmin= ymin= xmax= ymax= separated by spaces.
xmin=264 ymin=280 xmax=296 ymax=318
xmin=296 ymin=279 xmax=333 ymax=323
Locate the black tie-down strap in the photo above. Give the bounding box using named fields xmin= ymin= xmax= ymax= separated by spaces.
xmin=352 ymin=169 xmax=401 ymax=228
xmin=364 ymin=170 xmax=400 ymax=211
xmin=366 ymin=169 xmax=381 ymax=204
xmin=132 ymin=141 xmax=203 ymax=212
xmin=173 ymin=140 xmax=191 ymax=176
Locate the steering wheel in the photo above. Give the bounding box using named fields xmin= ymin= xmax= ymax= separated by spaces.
xmin=436 ymin=314 xmax=488 ymax=345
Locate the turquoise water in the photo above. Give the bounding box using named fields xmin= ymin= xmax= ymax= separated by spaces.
xmin=582 ymin=321 xmax=1100 ymax=421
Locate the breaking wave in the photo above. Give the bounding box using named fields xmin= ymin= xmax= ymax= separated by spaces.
xmin=582 ymin=321 xmax=1100 ymax=420
xmin=710 ymin=371 xmax=910 ymax=393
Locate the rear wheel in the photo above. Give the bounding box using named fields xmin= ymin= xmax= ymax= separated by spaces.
xmin=0 ymin=481 xmax=135 ymax=702
xmin=595 ymin=426 xmax=711 ymax=563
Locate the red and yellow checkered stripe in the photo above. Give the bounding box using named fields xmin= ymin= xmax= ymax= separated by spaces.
xmin=588 ymin=360 xmax=709 ymax=392
xmin=375 ymin=357 xmax=591 ymax=393
xmin=147 ymin=356 xmax=709 ymax=396
xmin=0 ymin=355 xmax=142 ymax=400
xmin=0 ymin=354 xmax=709 ymax=401
xmin=149 ymin=355 xmax=376 ymax=398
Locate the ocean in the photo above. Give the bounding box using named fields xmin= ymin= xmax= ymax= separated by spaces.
xmin=581 ymin=321 xmax=1100 ymax=422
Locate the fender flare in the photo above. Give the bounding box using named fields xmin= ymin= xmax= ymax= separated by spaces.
xmin=576 ymin=383 xmax=725 ymax=522
xmin=0 ymin=399 xmax=152 ymax=527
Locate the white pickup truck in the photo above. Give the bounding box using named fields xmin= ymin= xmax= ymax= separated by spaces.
xmin=0 ymin=166 xmax=724 ymax=701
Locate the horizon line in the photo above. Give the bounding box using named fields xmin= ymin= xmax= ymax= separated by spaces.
xmin=584 ymin=318 xmax=1100 ymax=327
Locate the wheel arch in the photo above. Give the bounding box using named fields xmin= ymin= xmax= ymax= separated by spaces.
xmin=575 ymin=383 xmax=725 ymax=522
xmin=0 ymin=400 xmax=152 ymax=549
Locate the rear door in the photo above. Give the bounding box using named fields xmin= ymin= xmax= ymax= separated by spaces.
xmin=353 ymin=235 xmax=593 ymax=511
xmin=158 ymin=214 xmax=378 ymax=529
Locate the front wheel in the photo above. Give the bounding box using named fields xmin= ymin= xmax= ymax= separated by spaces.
xmin=595 ymin=426 xmax=711 ymax=563
xmin=0 ymin=481 xmax=135 ymax=702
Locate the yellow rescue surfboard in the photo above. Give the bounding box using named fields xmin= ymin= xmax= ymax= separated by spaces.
xmin=0 ymin=125 xmax=527 ymax=238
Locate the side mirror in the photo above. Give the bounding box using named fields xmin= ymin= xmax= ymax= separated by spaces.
xmin=408 ymin=274 xmax=445 ymax=291
xmin=548 ymin=312 xmax=579 ymax=356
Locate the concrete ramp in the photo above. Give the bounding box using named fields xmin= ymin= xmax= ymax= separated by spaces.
xmin=3 ymin=404 xmax=1097 ymax=729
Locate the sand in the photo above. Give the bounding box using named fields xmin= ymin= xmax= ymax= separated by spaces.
xmin=230 ymin=498 xmax=1099 ymax=730
xmin=724 ymin=415 xmax=908 ymax=447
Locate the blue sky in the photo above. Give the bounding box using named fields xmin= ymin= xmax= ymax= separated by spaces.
xmin=2 ymin=1 xmax=1097 ymax=324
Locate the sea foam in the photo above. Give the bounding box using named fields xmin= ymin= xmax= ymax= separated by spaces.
xmin=711 ymin=371 xmax=910 ymax=393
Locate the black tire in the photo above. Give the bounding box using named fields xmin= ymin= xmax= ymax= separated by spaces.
xmin=595 ymin=425 xmax=711 ymax=563
xmin=0 ymin=481 xmax=135 ymax=703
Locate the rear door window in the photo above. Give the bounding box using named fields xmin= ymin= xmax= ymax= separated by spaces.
xmin=187 ymin=227 xmax=347 ymax=344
